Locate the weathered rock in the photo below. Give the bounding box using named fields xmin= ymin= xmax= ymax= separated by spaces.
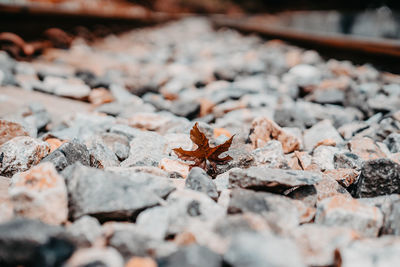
xmin=121 ymin=131 xmax=167 ymax=167
xmin=0 ymin=218 xmax=74 ymax=267
xmin=62 ymin=163 xmax=175 ymax=220
xmin=229 ymin=166 xmax=322 ymax=193
xmin=251 ymin=140 xmax=288 ymax=168
xmin=87 ymin=137 xmax=120 ymax=169
xmin=99 ymin=132 xmax=130 ymax=161
xmin=41 ymin=139 xmax=90 ymax=172
xmin=0 ymin=136 xmax=50 ymax=177
xmin=0 ymin=120 xmax=29 ymax=145
xmin=314 ymin=176 xmax=352 ymax=203
xmin=354 ymin=158 xmax=400 ymax=198
xmin=334 ymin=151 xmax=364 ymax=170
xmin=159 ymin=158 xmax=189 ymax=178
xmin=311 ymin=145 xmax=340 ymax=171
xmin=249 ymin=117 xmax=300 ymax=153
xmin=348 ymin=137 xmax=386 ymax=161
xmin=9 ymin=163 xmax=68 ymax=225
xmin=224 ymin=232 xmax=306 ymax=267
xmin=324 ymin=168 xmax=359 ymax=188
xmin=108 ymin=228 xmax=177 ymax=259
xmin=66 ymin=216 xmax=102 ymax=247
xmin=303 ymin=120 xmax=343 ymax=151
xmin=185 ymin=167 xmax=218 ymax=201
xmin=384 ymin=133 xmax=400 ymax=153
xmin=65 ymin=247 xmax=124 ymax=267
xmin=228 ymin=189 xmax=301 ymax=232
xmin=315 ymin=195 xmax=383 ymax=237
xmin=158 ymin=245 xmax=222 ymax=267
xmin=338 ymin=237 xmax=400 ymax=267
xmin=291 ymin=224 xmax=357 ymax=266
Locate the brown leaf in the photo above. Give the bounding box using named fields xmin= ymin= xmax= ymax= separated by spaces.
xmin=173 ymin=123 xmax=234 ymax=171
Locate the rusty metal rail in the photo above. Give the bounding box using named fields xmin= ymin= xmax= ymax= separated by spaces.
xmin=211 ymin=15 xmax=400 ymax=58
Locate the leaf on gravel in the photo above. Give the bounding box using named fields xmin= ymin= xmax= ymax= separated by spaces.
xmin=173 ymin=122 xmax=234 ymax=171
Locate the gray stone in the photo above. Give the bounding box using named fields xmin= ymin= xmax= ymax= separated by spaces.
xmin=354 ymin=159 xmax=400 ymax=198
xmin=339 ymin=237 xmax=400 ymax=267
xmin=121 ymin=131 xmax=166 ymax=167
xmin=159 ymin=245 xmax=222 ymax=267
xmin=252 ymin=140 xmax=288 ymax=168
xmin=224 ymin=232 xmax=306 ymax=267
xmin=108 ymin=228 xmax=177 ymax=259
xmin=315 ymin=195 xmax=383 ymax=237
xmin=185 ymin=167 xmax=218 ymax=201
xmin=87 ymin=138 xmax=119 ymax=169
xmin=228 ymin=189 xmax=301 ymax=232
xmin=0 ymin=218 xmax=74 ymax=267
xmin=303 ymin=120 xmax=343 ymax=151
xmin=66 ymin=247 xmax=124 ymax=267
xmin=0 ymin=136 xmax=50 ymax=177
xmin=62 ymin=163 xmax=175 ymax=220
xmin=41 ymin=139 xmax=90 ymax=172
xmin=384 ymin=133 xmax=400 ymax=153
xmin=311 ymin=145 xmax=340 ymax=171
xmin=99 ymin=133 xmax=130 ymax=161
xmin=66 ymin=216 xmax=102 ymax=247
xmin=334 ymin=152 xmax=364 ymax=170
xmin=229 ymin=166 xmax=322 ymax=193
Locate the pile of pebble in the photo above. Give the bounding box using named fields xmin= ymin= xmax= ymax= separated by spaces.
xmin=0 ymin=18 xmax=400 ymax=267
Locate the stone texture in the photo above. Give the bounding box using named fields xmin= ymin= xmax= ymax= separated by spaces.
xmin=158 ymin=245 xmax=221 ymax=267
xmin=0 ymin=218 xmax=74 ymax=267
xmin=9 ymin=163 xmax=68 ymax=225
xmin=66 ymin=216 xmax=102 ymax=247
xmin=348 ymin=137 xmax=386 ymax=161
xmin=249 ymin=117 xmax=300 ymax=153
xmin=41 ymin=139 xmax=90 ymax=172
xmin=224 ymin=232 xmax=306 ymax=267
xmin=303 ymin=120 xmax=343 ymax=151
xmin=66 ymin=247 xmax=124 ymax=267
xmin=0 ymin=120 xmax=29 ymax=146
xmin=229 ymin=166 xmax=322 ymax=193
xmin=384 ymin=133 xmax=400 ymax=153
xmin=354 ymin=158 xmax=400 ymax=198
xmin=62 ymin=163 xmax=175 ymax=220
xmin=185 ymin=167 xmax=218 ymax=201
xmin=0 ymin=136 xmax=50 ymax=177
xmin=315 ymin=195 xmax=383 ymax=237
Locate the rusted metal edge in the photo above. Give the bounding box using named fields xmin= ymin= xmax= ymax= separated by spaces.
xmin=211 ymin=16 xmax=400 ymax=58
xmin=0 ymin=3 xmax=186 ymax=23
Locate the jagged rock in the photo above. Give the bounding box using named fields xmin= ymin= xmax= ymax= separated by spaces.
xmin=249 ymin=117 xmax=300 ymax=153
xmin=66 ymin=216 xmax=102 ymax=247
xmin=185 ymin=167 xmax=218 ymax=201
xmin=0 ymin=120 xmax=29 ymax=146
xmin=251 ymin=140 xmax=288 ymax=168
xmin=65 ymin=247 xmax=124 ymax=267
xmin=0 ymin=136 xmax=50 ymax=177
xmin=384 ymin=133 xmax=400 ymax=153
xmin=41 ymin=139 xmax=90 ymax=172
xmin=303 ymin=120 xmax=343 ymax=151
xmin=224 ymin=232 xmax=306 ymax=267
xmin=228 ymin=189 xmax=301 ymax=232
xmin=158 ymin=245 xmax=222 ymax=267
xmin=229 ymin=166 xmax=322 ymax=193
xmin=0 ymin=218 xmax=74 ymax=267
xmin=87 ymin=137 xmax=120 ymax=169
xmin=354 ymin=158 xmax=400 ymax=198
xmin=315 ymin=195 xmax=383 ymax=237
xmin=9 ymin=163 xmax=68 ymax=225
xmin=62 ymin=163 xmax=175 ymax=221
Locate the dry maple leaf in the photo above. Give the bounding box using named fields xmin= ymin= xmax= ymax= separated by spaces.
xmin=173 ymin=123 xmax=234 ymax=171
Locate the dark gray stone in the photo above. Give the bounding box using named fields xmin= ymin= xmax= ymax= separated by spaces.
xmin=0 ymin=218 xmax=74 ymax=267
xmin=354 ymin=159 xmax=400 ymax=198
xmin=62 ymin=163 xmax=175 ymax=221
xmin=229 ymin=166 xmax=322 ymax=193
xmin=224 ymin=232 xmax=305 ymax=267
xmin=41 ymin=139 xmax=90 ymax=172
xmin=334 ymin=152 xmax=364 ymax=170
xmin=185 ymin=167 xmax=218 ymax=201
xmin=158 ymin=245 xmax=222 ymax=267
xmin=384 ymin=133 xmax=400 ymax=153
